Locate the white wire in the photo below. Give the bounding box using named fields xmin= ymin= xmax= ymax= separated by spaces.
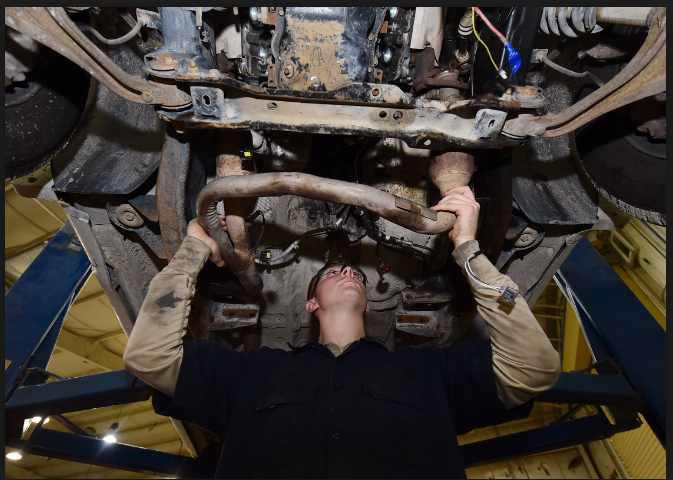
xmin=465 ymin=252 xmax=507 ymax=294
xmin=254 ymin=240 xmax=298 ymax=265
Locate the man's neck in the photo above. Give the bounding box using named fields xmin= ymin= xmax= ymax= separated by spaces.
xmin=317 ymin=312 xmax=366 ymax=346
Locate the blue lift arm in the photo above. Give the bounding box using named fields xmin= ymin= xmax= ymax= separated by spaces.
xmin=5 ymin=221 xmax=92 ymax=401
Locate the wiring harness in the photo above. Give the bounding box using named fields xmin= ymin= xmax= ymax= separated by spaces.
xmin=465 ymin=250 xmax=518 ymax=304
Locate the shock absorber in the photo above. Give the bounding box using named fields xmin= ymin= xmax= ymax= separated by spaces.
xmin=540 ymin=7 xmax=602 ymax=37
xmin=449 ymin=8 xmax=473 ymax=76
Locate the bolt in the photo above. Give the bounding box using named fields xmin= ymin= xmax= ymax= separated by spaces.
xmin=383 ymin=48 xmax=392 ymax=63
xmin=368 ymin=34 xmax=374 ymax=41
xmin=249 ymin=6 xmax=259 ymax=22
xmin=188 ymin=59 xmax=199 ymax=75
xmin=278 ymin=8 xmax=284 ymax=16
xmin=389 ymin=7 xmax=398 ymax=18
xmin=367 ymin=67 xmax=373 ymax=72
xmin=125 ymin=212 xmax=136 ymax=222
xmin=310 ymin=75 xmax=321 ymax=88
xmin=283 ymin=63 xmax=294 ymax=78
xmin=142 ymin=92 xmax=153 ymax=103
xmin=374 ymin=58 xmax=379 ymax=66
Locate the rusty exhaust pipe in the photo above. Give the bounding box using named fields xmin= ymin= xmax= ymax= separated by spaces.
xmin=206 ymin=133 xmax=263 ymax=297
xmin=197 ymin=172 xmax=459 ymax=239
xmin=199 ymin=150 xmax=472 ymax=296
xmin=428 ymin=151 xmax=475 ymax=196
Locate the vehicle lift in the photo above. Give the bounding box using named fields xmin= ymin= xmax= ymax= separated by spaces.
xmin=5 ymin=222 xmax=666 ymax=477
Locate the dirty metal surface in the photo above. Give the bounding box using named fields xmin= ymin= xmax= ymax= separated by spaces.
xmin=503 ymin=8 xmax=666 ymax=138
xmin=472 ymin=109 xmax=508 ymax=140
xmin=106 ymin=201 xmax=167 ymax=259
xmin=207 ymin=302 xmax=259 ymax=330
xmin=402 ymin=290 xmax=452 ymax=304
xmin=5 ymin=7 xmax=191 ymax=107
xmin=128 ymin=195 xmax=159 ymax=223
xmin=156 ymin=127 xmax=193 ymax=260
xmin=169 ymin=89 xmax=520 ymax=149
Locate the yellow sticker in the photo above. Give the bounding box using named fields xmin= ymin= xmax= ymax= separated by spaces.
xmin=5 ymin=359 xmax=12 ymax=371
xmin=243 ymin=151 xmax=252 ymax=157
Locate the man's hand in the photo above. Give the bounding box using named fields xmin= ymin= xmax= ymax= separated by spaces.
xmin=430 ymin=186 xmax=480 ymax=248
xmin=186 ymin=215 xmax=228 ymax=267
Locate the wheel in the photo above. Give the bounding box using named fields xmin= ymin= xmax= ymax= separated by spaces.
xmin=5 ymin=32 xmax=90 ymax=181
xmin=575 ymin=100 xmax=666 ymax=226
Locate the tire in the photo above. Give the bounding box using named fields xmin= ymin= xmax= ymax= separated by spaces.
xmin=5 ymin=46 xmax=90 ymax=181
xmin=575 ymin=104 xmax=666 ymax=226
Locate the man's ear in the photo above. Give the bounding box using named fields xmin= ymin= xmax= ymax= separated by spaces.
xmin=306 ymin=298 xmax=319 ymax=314
xmin=364 ymin=303 xmax=370 ymax=315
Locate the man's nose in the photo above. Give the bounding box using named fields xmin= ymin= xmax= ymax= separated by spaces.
xmin=341 ymin=266 xmax=355 ymax=279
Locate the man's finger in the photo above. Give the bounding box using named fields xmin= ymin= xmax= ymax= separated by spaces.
xmin=443 ymin=185 xmax=475 ymax=200
xmin=431 ymin=197 xmax=477 ymax=210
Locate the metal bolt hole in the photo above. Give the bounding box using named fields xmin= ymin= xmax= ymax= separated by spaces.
xmin=267 ymin=102 xmax=278 ymax=110
xmin=203 ymin=95 xmax=210 ymax=106
xmin=379 ymin=111 xmax=387 ymax=118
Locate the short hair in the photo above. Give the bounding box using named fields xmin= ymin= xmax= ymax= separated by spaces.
xmin=306 ymin=259 xmax=345 ymax=301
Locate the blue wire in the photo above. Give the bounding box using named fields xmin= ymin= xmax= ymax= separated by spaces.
xmin=504 ymin=43 xmax=522 ymax=82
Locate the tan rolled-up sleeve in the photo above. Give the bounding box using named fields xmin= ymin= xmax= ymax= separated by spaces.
xmin=452 ymin=240 xmax=562 ymax=409
xmin=123 ymin=236 xmax=212 ymax=398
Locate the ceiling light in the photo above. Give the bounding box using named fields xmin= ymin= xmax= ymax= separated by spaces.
xmin=43 ymin=417 xmax=49 ymax=424
xmin=103 ymin=435 xmax=117 ymax=443
xmin=31 ymin=417 xmax=41 ymax=423
xmin=6 ymin=452 xmax=23 ymax=460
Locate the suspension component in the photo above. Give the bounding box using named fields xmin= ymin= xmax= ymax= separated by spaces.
xmin=540 ymin=7 xmax=602 ymax=37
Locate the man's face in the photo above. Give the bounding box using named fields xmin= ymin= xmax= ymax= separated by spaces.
xmin=307 ymin=263 xmax=369 ymax=316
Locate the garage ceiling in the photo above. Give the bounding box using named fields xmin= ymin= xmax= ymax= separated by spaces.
xmin=5 ymin=181 xmax=182 ymax=479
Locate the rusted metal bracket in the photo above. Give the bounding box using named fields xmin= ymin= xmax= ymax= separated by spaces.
xmin=170 ymin=86 xmax=520 ymax=149
xmin=394 ymin=196 xmax=438 ymax=221
xmin=395 ymin=307 xmax=447 ymax=338
xmin=5 ymin=7 xmax=191 ymax=108
xmin=503 ymin=7 xmax=666 ymax=138
xmin=207 ymin=303 xmax=259 ymax=330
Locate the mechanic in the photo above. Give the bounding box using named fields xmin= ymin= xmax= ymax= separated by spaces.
xmin=123 ymin=186 xmax=561 ymax=478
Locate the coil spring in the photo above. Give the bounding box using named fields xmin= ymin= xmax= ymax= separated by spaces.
xmin=540 ymin=7 xmax=603 ymax=37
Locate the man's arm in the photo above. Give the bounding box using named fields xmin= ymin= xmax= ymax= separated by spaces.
xmin=432 ymin=187 xmax=561 ymax=409
xmin=122 ymin=217 xmax=226 ymax=397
